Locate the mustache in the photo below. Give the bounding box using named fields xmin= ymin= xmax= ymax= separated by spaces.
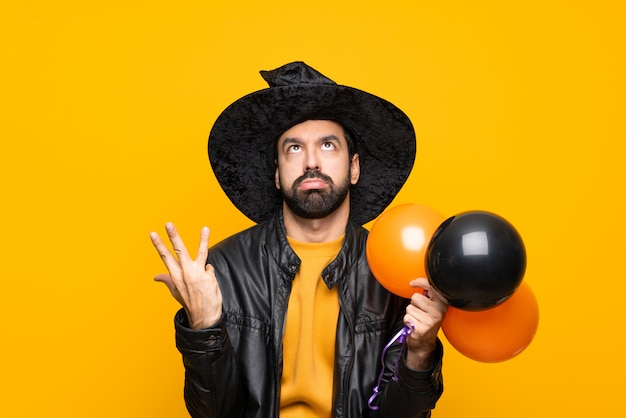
xmin=293 ymin=171 xmax=334 ymax=189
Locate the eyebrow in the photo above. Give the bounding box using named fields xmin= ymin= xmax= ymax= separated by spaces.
xmin=280 ymin=134 xmax=342 ymax=149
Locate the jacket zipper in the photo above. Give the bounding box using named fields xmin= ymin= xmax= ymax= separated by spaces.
xmin=338 ymin=283 xmax=355 ymax=418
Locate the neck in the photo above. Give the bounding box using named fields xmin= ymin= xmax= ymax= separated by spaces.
xmin=282 ymin=199 xmax=350 ymax=243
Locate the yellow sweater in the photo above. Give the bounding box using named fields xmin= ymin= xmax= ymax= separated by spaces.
xmin=280 ymin=235 xmax=343 ymax=418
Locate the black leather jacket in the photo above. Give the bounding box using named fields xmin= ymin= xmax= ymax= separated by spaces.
xmin=174 ymin=211 xmax=443 ymax=417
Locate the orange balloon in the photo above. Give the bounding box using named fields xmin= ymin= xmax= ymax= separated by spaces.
xmin=442 ymin=281 xmax=539 ymax=362
xmin=366 ymin=203 xmax=445 ymax=298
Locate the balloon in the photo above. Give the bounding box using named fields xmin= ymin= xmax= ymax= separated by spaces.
xmin=426 ymin=211 xmax=526 ymax=310
xmin=442 ymin=281 xmax=539 ymax=362
xmin=367 ymin=203 xmax=445 ymax=298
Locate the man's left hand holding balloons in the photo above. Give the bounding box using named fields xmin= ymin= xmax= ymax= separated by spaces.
xmin=404 ymin=278 xmax=448 ymax=370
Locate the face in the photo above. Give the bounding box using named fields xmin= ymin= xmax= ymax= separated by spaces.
xmin=275 ymin=120 xmax=360 ymax=219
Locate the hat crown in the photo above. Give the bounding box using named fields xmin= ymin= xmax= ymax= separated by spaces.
xmin=260 ymin=61 xmax=337 ymax=88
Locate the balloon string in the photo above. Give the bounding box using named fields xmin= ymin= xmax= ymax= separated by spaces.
xmin=368 ymin=323 xmax=413 ymax=410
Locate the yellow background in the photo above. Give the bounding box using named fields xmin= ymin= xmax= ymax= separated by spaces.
xmin=2 ymin=1 xmax=624 ymax=416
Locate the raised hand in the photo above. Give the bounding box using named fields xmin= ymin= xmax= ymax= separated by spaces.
xmin=150 ymin=222 xmax=222 ymax=329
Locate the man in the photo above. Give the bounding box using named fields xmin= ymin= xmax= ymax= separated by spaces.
xmin=150 ymin=62 xmax=448 ymax=417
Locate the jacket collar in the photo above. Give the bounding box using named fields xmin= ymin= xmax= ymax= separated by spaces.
xmin=268 ymin=209 xmax=365 ymax=290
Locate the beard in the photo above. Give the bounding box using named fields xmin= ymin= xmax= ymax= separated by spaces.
xmin=281 ymin=170 xmax=351 ymax=219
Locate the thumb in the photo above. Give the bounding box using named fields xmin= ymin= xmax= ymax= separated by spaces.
xmin=154 ymin=273 xmax=182 ymax=302
xmin=154 ymin=273 xmax=172 ymax=283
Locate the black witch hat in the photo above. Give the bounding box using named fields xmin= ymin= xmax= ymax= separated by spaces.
xmin=208 ymin=61 xmax=416 ymax=225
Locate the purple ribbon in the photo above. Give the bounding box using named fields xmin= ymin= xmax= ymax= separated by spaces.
xmin=367 ymin=323 xmax=414 ymax=410
xmin=368 ymin=289 xmax=429 ymax=410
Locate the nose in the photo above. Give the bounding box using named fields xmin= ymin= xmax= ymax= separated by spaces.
xmin=305 ymin=149 xmax=320 ymax=172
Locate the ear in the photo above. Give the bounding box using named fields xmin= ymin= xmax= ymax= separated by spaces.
xmin=350 ymin=153 xmax=360 ymax=185
xmin=274 ymin=162 xmax=281 ymax=190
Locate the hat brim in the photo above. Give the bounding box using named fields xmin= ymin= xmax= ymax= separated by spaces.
xmin=208 ymin=83 xmax=416 ymax=225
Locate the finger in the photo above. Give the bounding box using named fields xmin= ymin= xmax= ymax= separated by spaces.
xmin=408 ymin=292 xmax=448 ymax=319
xmin=196 ymin=226 xmax=210 ymax=266
xmin=409 ymin=277 xmax=430 ymax=290
xmin=165 ymin=222 xmax=192 ymax=262
xmin=410 ymin=278 xmax=448 ymax=305
xmin=149 ymin=230 xmax=166 ymax=251
xmin=150 ymin=231 xmax=179 ymax=268
xmin=406 ymin=288 xmax=447 ymax=324
xmin=154 ymin=273 xmax=184 ymax=305
xmin=409 ymin=278 xmax=433 ymax=299
xmin=404 ymin=299 xmax=444 ymax=332
xmin=405 ymin=299 xmax=447 ymax=338
xmin=403 ymin=312 xmax=433 ymax=339
xmin=154 ymin=272 xmax=172 ymax=283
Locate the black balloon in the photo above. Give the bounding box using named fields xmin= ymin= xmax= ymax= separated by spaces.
xmin=426 ymin=211 xmax=526 ymax=311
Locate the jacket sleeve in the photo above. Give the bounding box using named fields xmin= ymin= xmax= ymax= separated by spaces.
xmin=373 ymin=338 xmax=444 ymax=418
xmin=174 ymin=309 xmax=245 ymax=418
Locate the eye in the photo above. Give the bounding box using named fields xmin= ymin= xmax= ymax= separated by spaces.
xmin=287 ymin=144 xmax=301 ymax=153
xmin=321 ymin=141 xmax=336 ymax=150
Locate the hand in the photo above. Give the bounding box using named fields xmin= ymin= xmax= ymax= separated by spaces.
xmin=150 ymin=222 xmax=222 ymax=329
xmin=403 ymin=278 xmax=448 ymax=370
